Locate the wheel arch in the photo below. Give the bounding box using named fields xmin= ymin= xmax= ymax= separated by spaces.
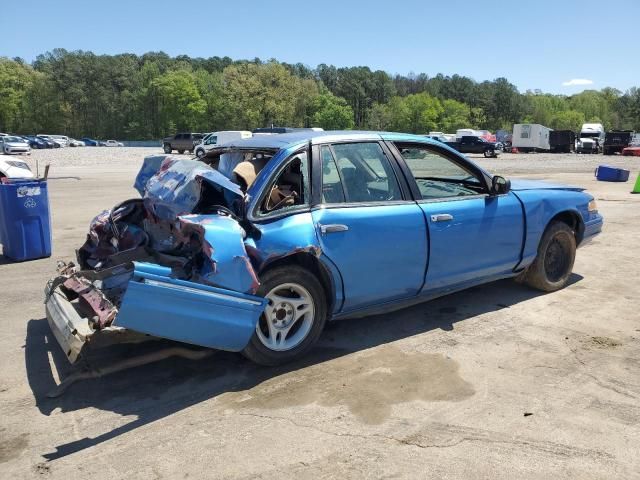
xmin=545 ymin=209 xmax=585 ymax=245
xmin=258 ymin=252 xmax=337 ymax=315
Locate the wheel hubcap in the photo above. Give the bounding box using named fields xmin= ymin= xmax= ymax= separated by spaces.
xmin=256 ymin=283 xmax=314 ymax=352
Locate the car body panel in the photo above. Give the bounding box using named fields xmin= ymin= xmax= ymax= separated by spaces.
xmin=419 ymin=193 xmax=525 ymax=291
xmin=114 ymin=262 xmax=267 ymax=351
xmin=312 ymin=203 xmax=427 ymax=312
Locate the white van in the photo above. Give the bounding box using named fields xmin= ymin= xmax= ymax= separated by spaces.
xmin=512 ymin=124 xmax=552 ymax=152
xmin=194 ymin=131 xmax=252 ymax=158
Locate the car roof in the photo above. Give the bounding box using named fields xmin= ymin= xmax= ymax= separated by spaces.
xmin=215 ymin=130 xmax=444 ymax=150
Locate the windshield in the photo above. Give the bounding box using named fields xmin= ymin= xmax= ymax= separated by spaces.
xmin=4 ymin=136 xmax=23 ymax=142
xmin=580 ymin=132 xmax=601 ymax=139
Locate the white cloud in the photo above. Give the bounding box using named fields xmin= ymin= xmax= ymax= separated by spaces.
xmin=562 ymin=78 xmax=594 ymax=87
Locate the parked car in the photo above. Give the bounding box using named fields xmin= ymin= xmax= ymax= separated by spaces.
xmin=162 ymin=132 xmax=203 ymax=154
xmin=621 ymin=145 xmax=640 ymax=156
xmin=80 ymin=137 xmax=100 ymax=146
xmin=445 ymin=135 xmax=501 ymax=157
xmin=603 ymin=130 xmax=634 ymax=155
xmin=68 ymin=138 xmax=86 ymax=147
xmin=44 ymin=131 xmax=603 ymax=366
xmin=194 ymin=131 xmax=252 ymax=158
xmin=105 ymin=140 xmax=124 ymax=147
xmin=38 ymin=134 xmax=69 ymax=147
xmin=22 ymin=135 xmax=49 ymax=149
xmin=0 ymin=156 xmax=34 ymax=179
xmin=37 ymin=135 xmax=64 ymax=148
xmin=0 ymin=136 xmax=31 ymax=155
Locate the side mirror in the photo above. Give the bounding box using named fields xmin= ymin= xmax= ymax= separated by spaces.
xmin=492 ymin=175 xmax=511 ymax=195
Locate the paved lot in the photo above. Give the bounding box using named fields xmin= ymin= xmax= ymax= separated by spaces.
xmin=1 ymin=148 xmax=639 ymax=479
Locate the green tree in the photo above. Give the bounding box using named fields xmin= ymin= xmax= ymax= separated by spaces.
xmin=548 ymin=110 xmax=586 ymax=131
xmin=439 ymin=99 xmax=472 ymax=132
xmin=151 ymin=70 xmax=206 ymax=133
xmin=311 ymin=92 xmax=354 ymax=130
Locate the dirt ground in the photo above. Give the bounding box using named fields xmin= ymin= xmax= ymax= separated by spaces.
xmin=1 ymin=147 xmax=639 ymax=479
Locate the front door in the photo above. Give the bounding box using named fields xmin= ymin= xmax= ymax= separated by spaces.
xmin=390 ymin=142 xmax=524 ymax=292
xmin=311 ymin=142 xmax=428 ymax=312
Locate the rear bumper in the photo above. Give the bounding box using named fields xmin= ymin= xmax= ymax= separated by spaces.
xmin=580 ymin=214 xmax=603 ymax=247
xmin=44 ymin=262 xmax=268 ymax=363
xmin=45 ymin=283 xmax=95 ymax=363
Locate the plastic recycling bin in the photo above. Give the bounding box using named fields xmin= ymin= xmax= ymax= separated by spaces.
xmin=0 ymin=179 xmax=52 ymax=261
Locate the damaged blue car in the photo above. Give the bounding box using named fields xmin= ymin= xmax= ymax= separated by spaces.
xmin=45 ymin=131 xmax=603 ymax=366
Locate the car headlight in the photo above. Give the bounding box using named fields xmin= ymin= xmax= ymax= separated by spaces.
xmin=588 ymin=199 xmax=598 ymax=213
xmin=6 ymin=161 xmax=31 ymax=170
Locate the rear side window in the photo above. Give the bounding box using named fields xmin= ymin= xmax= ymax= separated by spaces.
xmin=324 ymin=142 xmax=402 ymax=203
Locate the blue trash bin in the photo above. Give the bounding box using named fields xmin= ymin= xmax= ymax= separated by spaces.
xmin=0 ymin=179 xmax=52 ymax=261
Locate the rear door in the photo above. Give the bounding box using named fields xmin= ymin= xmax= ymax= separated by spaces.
xmin=311 ymin=142 xmax=428 ymax=312
xmin=390 ymin=142 xmax=524 ymax=292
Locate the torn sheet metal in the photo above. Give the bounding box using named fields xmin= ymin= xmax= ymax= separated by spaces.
xmin=134 ymin=155 xmax=245 ymax=217
xmin=178 ymin=214 xmax=259 ymax=294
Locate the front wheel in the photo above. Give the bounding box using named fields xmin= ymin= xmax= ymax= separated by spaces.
xmin=484 ymin=149 xmax=496 ymax=158
xmin=195 ymin=148 xmax=205 ymax=158
xmin=163 ymin=143 xmax=172 ymax=154
xmin=517 ymin=221 xmax=576 ymax=292
xmin=242 ymin=265 xmax=327 ymax=366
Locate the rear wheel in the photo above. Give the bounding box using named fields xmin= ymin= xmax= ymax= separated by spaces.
xmin=242 ymin=266 xmax=327 ymax=366
xmin=484 ymin=148 xmax=496 ymax=158
xmin=177 ymin=149 xmax=184 ymax=154
xmin=517 ymin=221 xmax=576 ymax=292
xmin=163 ymin=143 xmax=172 ymax=154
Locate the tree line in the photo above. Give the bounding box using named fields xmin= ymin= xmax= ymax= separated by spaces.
xmin=1 ymin=49 xmax=639 ymax=139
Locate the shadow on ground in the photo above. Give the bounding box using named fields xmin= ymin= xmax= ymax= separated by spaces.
xmin=25 ymin=274 xmax=582 ymax=461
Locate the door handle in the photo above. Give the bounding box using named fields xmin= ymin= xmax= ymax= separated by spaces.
xmin=431 ymin=214 xmax=453 ymax=223
xmin=319 ymin=223 xmax=349 ymax=234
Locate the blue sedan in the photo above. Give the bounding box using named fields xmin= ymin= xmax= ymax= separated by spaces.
xmin=45 ymin=131 xmax=603 ymax=365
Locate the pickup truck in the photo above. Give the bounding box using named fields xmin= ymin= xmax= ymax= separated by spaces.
xmin=162 ymin=132 xmax=204 ymax=154
xmin=445 ymin=136 xmax=501 ymax=158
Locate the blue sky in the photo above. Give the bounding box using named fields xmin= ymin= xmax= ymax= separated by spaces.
xmin=2 ymin=0 xmax=638 ymax=94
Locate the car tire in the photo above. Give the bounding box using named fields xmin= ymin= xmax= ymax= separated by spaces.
xmin=242 ymin=265 xmax=328 ymax=366
xmin=195 ymin=148 xmax=205 ymax=159
xmin=177 ymin=149 xmax=184 ymax=154
xmin=163 ymin=143 xmax=172 ymax=154
xmin=484 ymin=149 xmax=495 ymax=158
xmin=517 ymin=221 xmax=576 ymax=292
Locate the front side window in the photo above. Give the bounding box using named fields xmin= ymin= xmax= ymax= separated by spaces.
xmin=205 ymin=135 xmax=217 ymax=145
xmin=259 ymin=151 xmax=309 ymax=214
xmin=324 ymin=142 xmax=402 ymax=203
xmin=396 ymin=144 xmax=485 ymax=200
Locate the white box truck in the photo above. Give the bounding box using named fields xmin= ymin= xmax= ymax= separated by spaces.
xmin=512 ymin=124 xmax=552 ymax=152
xmin=194 ymin=131 xmax=252 ymax=158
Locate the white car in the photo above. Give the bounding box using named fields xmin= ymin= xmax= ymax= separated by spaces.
xmin=105 ymin=140 xmax=124 ymax=147
xmin=0 ymin=136 xmax=31 ymax=155
xmin=0 ymin=156 xmax=34 ymax=179
xmin=194 ymin=131 xmax=252 ymax=158
xmin=68 ymin=138 xmax=86 ymax=147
